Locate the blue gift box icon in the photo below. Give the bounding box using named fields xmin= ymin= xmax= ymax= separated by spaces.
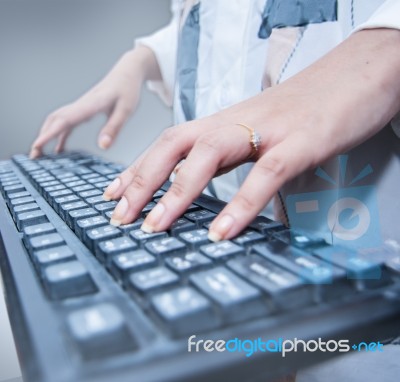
xmin=286 ymin=156 xmax=382 ymax=249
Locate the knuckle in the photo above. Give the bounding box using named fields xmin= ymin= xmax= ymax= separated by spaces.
xmin=258 ymin=155 xmax=285 ymax=177
xmin=130 ymin=173 xmax=147 ymax=191
xmin=196 ymin=134 xmax=220 ymax=153
xmin=234 ymin=193 xmax=257 ymax=211
xmin=168 ymin=180 xmax=187 ymax=200
xmin=127 ymin=163 xmax=139 ymax=177
xmin=160 ymin=126 xmax=180 ymax=144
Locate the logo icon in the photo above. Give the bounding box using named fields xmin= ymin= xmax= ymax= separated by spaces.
xmin=286 ymin=155 xmax=381 ymax=249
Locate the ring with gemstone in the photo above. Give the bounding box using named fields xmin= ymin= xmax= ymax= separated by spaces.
xmin=236 ymin=123 xmax=262 ymax=157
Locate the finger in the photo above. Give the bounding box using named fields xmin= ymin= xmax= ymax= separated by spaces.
xmin=30 ymin=92 xmax=109 ymax=158
xmin=30 ymin=116 xmax=69 ymax=158
xmin=141 ymin=125 xmax=254 ymax=232
xmin=54 ymin=130 xmax=70 ymax=153
xmin=102 ymin=149 xmax=148 ymax=201
xmin=109 ymin=125 xmax=200 ymax=226
xmin=208 ymin=133 xmax=318 ymax=241
xmin=98 ymin=102 xmax=131 ymax=149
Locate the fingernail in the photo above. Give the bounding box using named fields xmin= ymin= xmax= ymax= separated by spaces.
xmin=110 ymin=196 xmax=128 ymax=226
xmin=103 ymin=178 xmax=121 ymax=200
xmin=141 ymin=202 xmax=165 ymax=233
xmin=208 ymin=214 xmax=234 ymax=242
xmin=99 ymin=134 xmax=112 ymax=149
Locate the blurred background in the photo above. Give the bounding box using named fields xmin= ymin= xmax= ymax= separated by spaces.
xmin=0 ymin=1 xmax=172 ymax=381
xmin=0 ymin=0 xmax=172 ymax=164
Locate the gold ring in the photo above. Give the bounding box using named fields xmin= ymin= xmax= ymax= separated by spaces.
xmin=236 ymin=123 xmax=262 ymax=157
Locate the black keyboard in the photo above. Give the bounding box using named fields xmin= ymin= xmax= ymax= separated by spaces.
xmin=1 ymin=151 xmax=400 ymax=382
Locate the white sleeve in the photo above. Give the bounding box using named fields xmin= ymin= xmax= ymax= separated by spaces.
xmin=353 ymin=0 xmax=400 ymax=32
xmin=134 ymin=0 xmax=181 ymax=107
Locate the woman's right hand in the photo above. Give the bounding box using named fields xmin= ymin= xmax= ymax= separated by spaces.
xmin=30 ymin=45 xmax=160 ymax=158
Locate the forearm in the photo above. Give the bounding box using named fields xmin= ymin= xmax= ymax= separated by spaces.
xmin=109 ymin=45 xmax=162 ymax=85
xmin=283 ymin=28 xmax=400 ymax=154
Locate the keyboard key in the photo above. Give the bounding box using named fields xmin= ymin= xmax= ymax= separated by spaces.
xmin=152 ymin=190 xmax=165 ymax=199
xmin=111 ymin=250 xmax=157 ymax=282
xmin=233 ymin=230 xmax=265 ymax=247
xmin=129 ymin=267 xmax=179 ymax=294
xmin=253 ymin=241 xmax=350 ymax=300
xmin=7 ymin=191 xmax=31 ymax=200
xmin=23 ymin=222 xmax=55 ymax=237
xmin=189 ymin=267 xmax=267 ymax=323
xmin=169 ymin=218 xmax=196 ymax=235
xmin=94 ymin=201 xmax=118 ymax=213
xmin=227 ymin=255 xmax=312 ymax=310
xmin=274 ymin=230 xmax=326 ymax=249
xmin=1 ymin=179 xmax=19 ymax=188
xmin=151 ymin=287 xmax=218 ymax=337
xmin=96 ymin=237 xmax=138 ymax=264
xmin=141 ymin=201 xmax=156 ymax=216
xmin=69 ymin=208 xmax=98 ymax=227
xmin=59 ymin=201 xmax=88 ymax=221
xmin=313 ymin=246 xmax=387 ymax=286
xmin=10 ymin=196 xmax=35 ymax=206
xmin=129 ymin=230 xmax=168 ymax=247
xmin=39 ymin=180 xmax=60 ymax=188
xmin=184 ymin=209 xmax=217 ymax=226
xmin=48 ymin=189 xmax=73 ymax=198
xmin=94 ymin=181 xmax=110 ymax=189
xmin=87 ymin=176 xmax=108 ymax=184
xmin=4 ymin=184 xmax=25 ymax=194
xmin=76 ymin=215 xmax=108 ymax=239
xmin=54 ymin=194 xmax=79 ymax=205
xmin=72 ymin=184 xmax=93 ymax=193
xmin=43 ymin=260 xmax=97 ymax=300
xmin=29 ymin=233 xmax=65 ymax=251
xmin=179 ymin=229 xmax=210 ymax=249
xmin=13 ymin=202 xmax=39 ymax=214
xmin=165 ymin=251 xmax=211 ymax=274
xmin=16 ymin=209 xmax=47 ymax=230
xmin=145 ymin=237 xmax=186 ymax=256
xmin=60 ymin=176 xmax=80 ymax=183
xmin=79 ymin=189 xmax=102 ymax=198
xmin=85 ymin=225 xmax=121 ymax=250
xmin=249 ymin=216 xmax=286 ymax=237
xmin=43 ymin=184 xmax=66 ymax=193
xmin=67 ymin=303 xmax=135 ymax=359
xmin=64 ymin=180 xmax=85 ymax=188
xmin=90 ymin=165 xmax=114 ymax=175
xmin=200 ymin=240 xmax=244 ymax=260
xmin=33 ymin=245 xmax=75 ymax=269
xmin=85 ymin=195 xmax=105 ymax=206
xmin=115 ymin=219 xmax=145 ymax=233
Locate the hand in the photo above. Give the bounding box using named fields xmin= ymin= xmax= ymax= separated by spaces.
xmin=30 ymin=45 xmax=160 ymax=158
xmin=104 ymin=28 xmax=400 ymax=241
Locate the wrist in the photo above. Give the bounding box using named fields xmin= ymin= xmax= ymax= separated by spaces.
xmin=115 ymin=46 xmax=161 ymax=85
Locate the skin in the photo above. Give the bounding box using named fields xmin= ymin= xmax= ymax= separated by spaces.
xmin=30 ymin=45 xmax=161 ymax=157
xmin=30 ymin=28 xmax=400 ymax=242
